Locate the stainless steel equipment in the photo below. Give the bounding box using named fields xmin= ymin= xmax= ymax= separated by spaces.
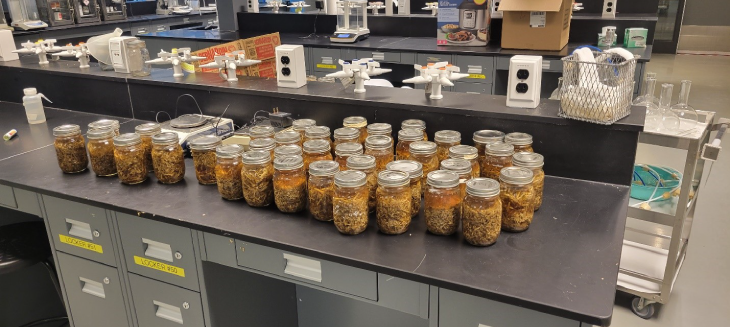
xmin=99 ymin=0 xmax=127 ymax=21
xmin=36 ymin=0 xmax=75 ymax=27
xmin=458 ymin=0 xmax=487 ymax=31
xmin=70 ymin=0 xmax=101 ymax=23
xmin=8 ymin=0 xmax=48 ymax=30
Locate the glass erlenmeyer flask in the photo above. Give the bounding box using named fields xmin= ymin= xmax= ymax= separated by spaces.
xmin=658 ymin=83 xmax=680 ymax=133
xmin=633 ymin=72 xmax=659 ymax=106
xmin=670 ymin=80 xmax=699 ymax=132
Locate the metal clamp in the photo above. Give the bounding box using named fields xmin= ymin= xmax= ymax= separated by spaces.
xmin=701 ymin=118 xmax=729 ymax=161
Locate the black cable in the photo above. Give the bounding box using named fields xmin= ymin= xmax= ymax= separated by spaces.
xmin=300 ymin=8 xmax=321 ymax=39
xmin=18 ymin=316 xmax=68 ymax=327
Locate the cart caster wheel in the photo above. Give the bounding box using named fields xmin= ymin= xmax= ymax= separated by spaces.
xmin=631 ymin=297 xmax=655 ymax=319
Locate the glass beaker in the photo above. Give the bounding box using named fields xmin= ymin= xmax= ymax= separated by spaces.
xmin=128 ymin=40 xmax=151 ymax=77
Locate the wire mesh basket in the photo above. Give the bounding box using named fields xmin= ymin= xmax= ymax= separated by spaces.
xmin=559 ymin=51 xmax=638 ymax=125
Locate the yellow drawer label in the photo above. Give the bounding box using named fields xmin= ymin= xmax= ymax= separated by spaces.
xmin=59 ymin=235 xmax=103 ymax=254
xmin=468 ymin=74 xmax=486 ymax=79
xmin=134 ymin=256 xmax=185 ymax=277
xmin=316 ymin=64 xmax=337 ymax=69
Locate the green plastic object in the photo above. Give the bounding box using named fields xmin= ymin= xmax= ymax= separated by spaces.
xmin=630 ymin=164 xmax=681 ymax=201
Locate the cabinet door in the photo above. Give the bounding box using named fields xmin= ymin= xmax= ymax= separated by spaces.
xmin=129 ymin=274 xmax=205 ymax=327
xmin=416 ymin=53 xmax=453 ymax=64
xmin=454 ymin=82 xmax=493 ymax=95
xmin=312 ymin=48 xmax=343 ymax=72
xmin=454 ymin=55 xmax=494 ymax=84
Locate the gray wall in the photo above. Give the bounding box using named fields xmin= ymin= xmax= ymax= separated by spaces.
xmin=683 ymin=0 xmax=730 ymax=26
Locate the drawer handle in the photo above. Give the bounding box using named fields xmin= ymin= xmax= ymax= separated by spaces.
xmin=80 ymin=277 xmax=105 ymax=299
xmin=143 ymin=238 xmax=174 ymax=262
xmin=283 ymin=253 xmax=322 ymax=283
xmin=138 ymin=28 xmax=148 ymax=34
xmin=154 ymin=300 xmax=184 ymax=324
xmin=157 ymin=25 xmax=165 ymax=31
xmin=321 ymin=57 xmax=334 ymax=65
xmin=66 ymin=218 xmax=93 ymax=240
xmin=372 ymin=52 xmax=385 ymax=61
xmin=542 ymin=61 xmax=551 ymax=70
xmin=467 ymin=65 xmax=483 ymax=74
xmin=467 ymin=91 xmax=480 ymax=94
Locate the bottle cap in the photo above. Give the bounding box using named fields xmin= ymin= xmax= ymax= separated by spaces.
xmin=386 ymin=160 xmax=423 ymax=179
xmin=499 ymin=167 xmax=534 ymax=185
xmin=426 ymin=170 xmax=459 ymax=188
xmin=377 ymin=170 xmax=410 ymax=187
xmin=466 ymin=178 xmax=500 ymax=198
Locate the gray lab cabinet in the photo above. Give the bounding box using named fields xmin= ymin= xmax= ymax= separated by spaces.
xmin=128 ymin=274 xmax=205 ymax=327
xmin=311 ymin=48 xmax=343 ymax=73
xmin=0 ymin=185 xmax=41 ymax=215
xmin=454 ymin=55 xmax=494 ymax=84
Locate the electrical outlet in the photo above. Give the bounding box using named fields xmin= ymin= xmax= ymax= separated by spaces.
xmin=276 ymin=45 xmax=307 ymax=89
xmin=602 ymin=0 xmax=616 ymax=18
xmin=491 ymin=0 xmax=502 ymax=18
xmin=247 ymin=0 xmax=260 ymax=13
xmin=506 ymin=55 xmax=543 ymax=109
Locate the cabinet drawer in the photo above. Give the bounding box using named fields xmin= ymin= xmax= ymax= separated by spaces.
xmin=312 ymin=48 xmax=342 ymax=71
xmin=417 ymin=53 xmax=453 ymax=64
xmin=356 ymin=50 xmax=401 ymax=63
xmin=341 ymin=48 xmax=359 ymax=60
xmin=0 ymin=184 xmax=16 ymax=208
xmin=14 ymin=188 xmax=41 ymax=216
xmin=131 ymin=24 xmax=150 ymax=35
xmin=235 ymin=240 xmax=377 ymax=300
xmin=117 ymin=213 xmax=199 ymax=291
xmin=454 ymin=82 xmax=493 ymax=95
xmin=56 ymin=252 xmax=130 ymax=327
xmin=378 ymin=274 xmax=429 ymax=318
xmin=454 ymin=55 xmax=494 ymax=83
xmin=44 ymin=195 xmax=117 ymax=267
xmin=129 ymin=274 xmax=204 ymax=327
xmin=151 ymin=24 xmax=169 ymax=33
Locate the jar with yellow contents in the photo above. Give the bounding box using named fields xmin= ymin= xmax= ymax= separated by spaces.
xmin=364 ymin=135 xmax=393 ymax=173
xmin=151 ymin=132 xmax=186 ymax=184
xmin=308 ymin=160 xmax=339 ymax=221
xmin=273 ymin=155 xmax=307 ymax=213
xmin=275 ymin=130 xmax=302 ymax=148
xmin=334 ymin=142 xmax=363 ymax=170
xmin=303 ymin=139 xmax=332 ymax=173
xmin=440 ymin=158 xmax=472 ymax=198
xmin=367 ymin=123 xmax=392 ymax=138
xmin=408 ymin=141 xmax=439 ymax=193
xmin=386 ymin=160 xmax=423 ymax=218
xmin=376 ymin=170 xmax=412 ymax=235
xmin=333 ymin=170 xmax=369 ymax=235
xmin=189 ymin=135 xmax=221 ymax=185
xmin=135 ymin=122 xmax=161 ymax=172
xmin=462 ymin=178 xmax=502 ymax=246
xmin=215 ymin=144 xmax=245 ymax=200
xmin=343 ymin=116 xmax=368 ymax=144
xmin=499 ymin=167 xmax=535 ymax=232
xmin=396 ymin=128 xmax=423 ymax=160
xmin=425 ymin=170 xmax=461 ymax=235
xmin=472 ymin=130 xmax=504 ymax=157
xmin=53 ymin=124 xmax=88 ymax=173
xmin=482 ymin=142 xmax=514 ymax=180
xmin=292 ymin=118 xmax=316 ymax=139
xmin=346 ymin=155 xmax=377 ymax=212
xmin=249 ymin=137 xmax=276 ymax=158
xmin=304 ymin=126 xmax=333 ymax=155
xmin=249 ymin=125 xmax=276 ymax=140
xmin=87 ymin=128 xmax=117 ymax=177
xmin=449 ymin=145 xmax=480 ymax=179
xmin=505 ymin=132 xmax=534 ymax=153
xmin=274 ymin=144 xmax=302 ymax=160
xmin=241 ymin=150 xmax=274 ymax=207
xmin=333 ymin=127 xmax=360 ymax=149
xmin=401 ymin=119 xmax=427 ymax=140
xmin=88 ymin=119 xmax=120 ymax=136
xmin=434 ymin=130 xmax=461 ymax=162
xmin=512 ymin=152 xmax=544 ymax=211
xmin=113 ymin=133 xmax=147 ymax=184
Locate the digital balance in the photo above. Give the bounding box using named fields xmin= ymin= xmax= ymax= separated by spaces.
xmin=160 ymin=114 xmax=234 ymax=152
xmin=7 ymin=0 xmax=49 ymax=30
xmin=330 ymin=0 xmax=369 ymax=43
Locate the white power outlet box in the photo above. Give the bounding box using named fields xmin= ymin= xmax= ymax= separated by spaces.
xmin=506 ymin=55 xmax=543 ymax=109
xmin=276 ymin=45 xmax=307 ymax=89
xmin=602 ymin=0 xmax=617 ymax=18
xmin=0 ymin=30 xmax=19 ymax=62
xmin=247 ymin=0 xmax=259 ymax=13
xmin=491 ymin=0 xmax=502 ymax=18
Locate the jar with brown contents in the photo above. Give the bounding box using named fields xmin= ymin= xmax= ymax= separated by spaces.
xmin=135 ymin=123 xmax=161 ymax=172
xmin=401 ymin=119 xmax=427 ymax=140
xmin=425 ymin=170 xmax=461 ymax=235
xmin=189 ymin=135 xmax=222 ymax=185
xmin=386 ymin=160 xmax=423 ymax=218
xmin=364 ymin=135 xmax=393 ymax=173
xmin=88 ymin=119 xmax=120 ymax=136
xmin=376 ymin=170 xmax=412 ymax=234
xmin=333 ymin=170 xmax=369 ymax=235
xmin=87 ymin=128 xmax=117 ymax=176
xmin=274 ymin=144 xmax=302 ymax=160
xmin=483 ymin=142 xmax=514 ymax=180
xmin=242 ymin=150 xmax=274 ymax=207
xmin=434 ymin=130 xmax=461 ymax=162
xmin=462 ymin=178 xmax=502 ymax=246
xmin=440 ymin=158 xmax=472 ymax=198
xmin=275 ymin=130 xmax=302 ymax=148
xmin=303 ymin=139 xmax=333 ymax=174
xmin=273 ymin=155 xmax=307 ymax=213
xmin=505 ymin=132 xmax=534 ymax=153
xmin=473 ymin=130 xmax=505 ymax=157
xmin=249 ymin=125 xmax=276 ymax=140
xmin=499 ymin=167 xmax=535 ymax=232
xmin=513 ymin=152 xmax=545 ymax=211
xmin=292 ymin=118 xmax=316 ymax=139
xmin=334 ymin=142 xmax=363 ymax=170
xmin=347 ymin=155 xmax=377 ymax=212
xmin=151 ymin=132 xmax=186 ymax=184
xmin=449 ymin=145 xmax=480 ymax=179
xmin=333 ymin=127 xmax=360 ymax=150
xmin=113 ymin=133 xmax=147 ymax=184
xmin=308 ymin=160 xmax=339 ymax=221
xmin=53 ymin=124 xmax=88 ymax=173
xmin=367 ymin=123 xmax=392 ymax=138
xmin=215 ymin=144 xmax=245 ymax=200
xmin=343 ymin=116 xmax=368 ymax=144
xmin=304 ymin=126 xmax=333 ymax=156
xmin=249 ymin=137 xmax=276 ymax=158
xmin=409 ymin=141 xmax=439 ymax=194
xmin=396 ymin=128 xmax=423 ymax=160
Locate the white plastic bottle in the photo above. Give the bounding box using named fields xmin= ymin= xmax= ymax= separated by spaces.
xmin=22 ymin=88 xmax=51 ymax=124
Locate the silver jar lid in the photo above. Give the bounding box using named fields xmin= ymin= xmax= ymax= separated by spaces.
xmin=335 ymin=142 xmax=363 ymax=156
xmin=249 ymin=137 xmax=276 ymax=151
xmin=216 ymin=144 xmax=244 ymax=158
xmin=273 ymin=155 xmax=304 ymax=170
xmin=274 ymin=130 xmax=301 ymax=144
xmin=485 ymin=142 xmax=514 ymax=156
xmin=189 ymin=135 xmax=222 ymax=151
xmin=499 ymin=166 xmax=534 ymax=185
xmin=440 ymin=158 xmax=472 ymax=176
xmin=274 ymin=144 xmax=302 ymax=158
xmin=434 ymin=130 xmax=461 ymax=143
xmin=364 ymin=135 xmax=393 ymax=150
xmin=87 ymin=128 xmax=115 ymax=140
xmin=386 ymin=160 xmax=423 ymax=179
xmin=53 ymin=124 xmax=81 ymax=136
xmin=88 ymin=119 xmax=120 ymax=131
xmin=308 ymin=160 xmax=340 ymax=176
xmin=304 ymin=126 xmax=330 ymax=139
xmin=151 ymin=132 xmax=179 ymax=145
xmin=135 ymin=122 xmax=161 ymax=136
xmin=409 ymin=141 xmax=437 ymax=155
xmin=249 ymin=125 xmax=276 ymax=138
xmin=513 ymin=152 xmax=544 ymax=169
xmin=448 ymin=145 xmax=478 ymax=160
xmin=346 ymin=154 xmax=376 ymax=170
xmin=367 ymin=123 xmax=392 ymax=135
xmin=378 ymin=170 xmax=409 ymax=187
xmin=398 ymin=128 xmax=423 ymax=142
xmin=401 ymin=119 xmax=426 ymax=131
xmin=427 ymin=170 xmax=460 ymax=188
xmin=505 ymin=132 xmax=533 ymax=146
xmin=466 ymin=178 xmax=500 ymax=198
xmin=333 ymin=127 xmax=360 ymax=140
xmin=292 ymin=119 xmax=316 ymax=131
xmin=343 ymin=116 xmax=367 ymax=128
xmin=473 ymin=130 xmax=505 ymax=144
xmin=303 ymin=139 xmax=331 ymax=153
xmin=113 ymin=133 xmax=142 ymax=146
xmin=334 ymin=170 xmax=367 ymax=188
xmin=242 ymin=150 xmax=271 ymax=165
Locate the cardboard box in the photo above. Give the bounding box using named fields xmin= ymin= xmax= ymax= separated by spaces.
xmin=436 ymin=0 xmax=491 ymax=47
xmin=189 ymin=40 xmax=243 ymax=74
xmin=188 ymin=33 xmax=281 ymax=76
xmin=499 ymin=0 xmax=573 ymax=51
xmin=241 ymin=32 xmax=281 ymax=61
xmin=624 ymin=28 xmax=648 ymax=48
xmin=242 ymin=58 xmax=277 ymax=78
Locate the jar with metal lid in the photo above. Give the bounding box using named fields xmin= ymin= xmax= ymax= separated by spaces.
xmin=151 ymin=132 xmax=185 ymax=184
xmin=449 ymin=145 xmax=479 ymax=178
xmin=113 ymin=133 xmax=147 ymax=184
xmin=274 ymin=144 xmax=303 ymax=159
xmin=303 ymin=139 xmax=333 ymax=173
xmin=473 ymin=130 xmax=504 ymax=157
xmin=189 ymin=135 xmax=222 ymax=185
xmin=273 ymin=155 xmax=307 ymax=213
xmin=215 ymin=144 xmax=245 ymax=200
xmin=333 ymin=170 xmax=369 ymax=235
xmin=249 ymin=125 xmax=276 ymax=140
xmin=499 ymin=167 xmax=535 ymax=232
xmin=127 ymin=39 xmax=151 ymax=77
xmin=409 ymin=141 xmax=439 ymax=193
xmin=482 ymin=142 xmax=514 ymax=180
xmin=241 ymin=150 xmax=274 ymax=207
xmin=512 ymin=152 xmax=544 ymax=211
xmin=346 ymin=155 xmax=377 ymax=212
xmin=334 ymin=142 xmax=363 ymax=170
xmin=367 ymin=123 xmax=392 ymax=138
xmin=425 ymin=170 xmax=461 ymax=235
xmin=87 ymin=128 xmax=117 ymax=176
xmin=333 ymin=127 xmax=360 ymax=149
xmin=308 ymin=160 xmax=339 ymax=221
xmin=401 ymin=119 xmax=427 ymax=140
xmin=364 ymin=135 xmax=393 ymax=173
xmin=135 ymin=122 xmax=161 ymax=172
xmin=53 ymin=124 xmax=88 ymax=173
xmin=343 ymin=116 xmax=368 ymax=144
xmin=386 ymin=160 xmax=423 ymax=218
xmin=88 ymin=119 xmax=120 ymax=136
xmin=396 ymin=128 xmax=423 ymax=160
xmin=304 ymin=126 xmax=333 ymax=155
xmin=505 ymin=132 xmax=534 ymax=152
xmin=292 ymin=118 xmax=316 ymax=139
xmin=462 ymin=178 xmax=502 ymax=246
xmin=434 ymin=130 xmax=461 ymax=162
xmin=249 ymin=137 xmax=276 ymax=158
xmin=440 ymin=158 xmax=472 ymax=197
xmin=376 ymin=170 xmax=412 ymax=234
xmin=275 ymin=130 xmax=302 ymax=147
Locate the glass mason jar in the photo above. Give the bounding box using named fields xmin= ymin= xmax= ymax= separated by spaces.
xmin=135 ymin=122 xmax=161 ymax=172
xmin=87 ymin=128 xmax=117 ymax=177
xmin=151 ymin=132 xmax=186 ymax=184
xmin=333 ymin=127 xmax=360 ymax=149
xmin=113 ymin=133 xmax=147 ymax=184
xmin=127 ymin=39 xmax=151 ymax=77
xmin=364 ymin=135 xmax=394 ymax=173
xmin=513 ymin=152 xmax=545 ymax=211
xmin=386 ymin=160 xmax=423 ymax=218
xmin=88 ymin=119 xmax=120 ymax=136
xmin=409 ymin=141 xmax=439 ymax=194
xmin=367 ymin=123 xmax=392 ymax=138
xmin=505 ymin=132 xmax=534 ymax=153
xmin=434 ymin=130 xmax=461 ymax=162
xmin=274 ymin=144 xmax=302 ymax=160
xmin=241 ymin=150 xmax=274 ymax=207
xmin=449 ymin=145 xmax=479 ymax=179
xmin=425 ymin=170 xmax=462 ymax=235
xmin=334 ymin=142 xmax=363 ymax=170
xmin=482 ymin=142 xmax=514 ymax=180
xmin=275 ymin=130 xmax=303 ymax=148
xmin=308 ymin=160 xmax=339 ymax=221
xmin=462 ymin=178 xmax=502 ymax=246
xmin=343 ymin=116 xmax=368 ymax=144
xmin=396 ymin=128 xmax=423 ymax=160
xmin=499 ymin=167 xmax=535 ymax=232
xmin=333 ymin=170 xmax=369 ymax=235
xmin=376 ymin=170 xmax=412 ymax=235
xmin=303 ymin=139 xmax=333 ymax=173
xmin=249 ymin=137 xmax=276 ymax=158
xmin=440 ymin=158 xmax=472 ymax=198
xmin=473 ymin=130 xmax=504 ymax=157
xmin=304 ymin=126 xmax=333 ymax=155
xmin=53 ymin=124 xmax=88 ymax=173
xmin=346 ymin=155 xmax=377 ymax=212
xmin=273 ymin=155 xmax=307 ymax=213
xmin=215 ymin=144 xmax=245 ymax=200
xmin=189 ymin=135 xmax=222 ymax=185
xmin=401 ymin=119 xmax=427 ymax=140
xmin=292 ymin=118 xmax=317 ymax=139
xmin=249 ymin=125 xmax=276 ymax=140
